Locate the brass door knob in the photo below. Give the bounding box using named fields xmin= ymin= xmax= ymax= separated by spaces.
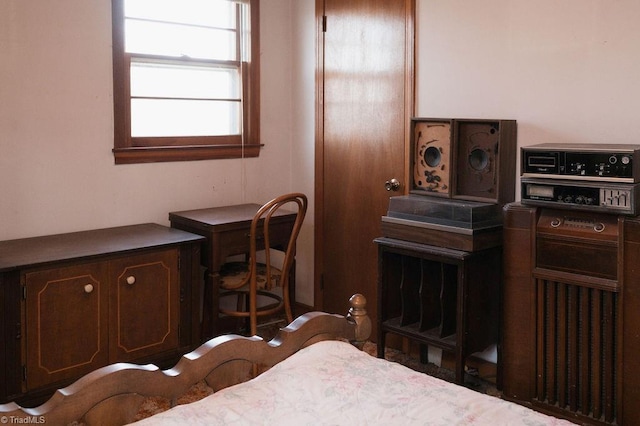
xmin=385 ymin=178 xmax=401 ymax=191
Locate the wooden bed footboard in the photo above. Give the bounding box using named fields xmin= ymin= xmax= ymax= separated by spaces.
xmin=0 ymin=294 xmax=370 ymax=426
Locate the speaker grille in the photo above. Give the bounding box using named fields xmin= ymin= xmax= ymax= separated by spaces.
xmin=535 ymin=279 xmax=618 ymax=424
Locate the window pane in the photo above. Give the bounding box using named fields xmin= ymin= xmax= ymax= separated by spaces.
xmin=124 ymin=0 xmax=235 ymax=29
xmin=130 ymin=61 xmax=240 ymax=100
xmin=131 ymin=99 xmax=241 ymax=137
xmin=126 ymin=20 xmax=236 ymax=60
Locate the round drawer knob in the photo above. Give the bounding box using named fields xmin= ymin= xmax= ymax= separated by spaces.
xmin=84 ymin=284 xmax=94 ymax=294
xmin=126 ymin=276 xmax=136 ymax=285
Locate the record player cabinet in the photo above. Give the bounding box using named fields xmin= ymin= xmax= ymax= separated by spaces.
xmin=502 ymin=203 xmax=640 ymax=425
xmin=375 ymin=236 xmax=501 ymax=384
xmin=376 ymin=117 xmax=516 ymax=385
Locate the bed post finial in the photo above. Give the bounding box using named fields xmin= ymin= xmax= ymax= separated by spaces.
xmin=347 ymin=293 xmax=371 ymax=349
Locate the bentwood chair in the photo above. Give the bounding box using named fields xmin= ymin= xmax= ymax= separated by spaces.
xmin=218 ymin=193 xmax=307 ymax=336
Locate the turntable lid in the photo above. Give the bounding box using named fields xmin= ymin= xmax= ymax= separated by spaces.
xmin=385 ymin=195 xmax=503 ymax=230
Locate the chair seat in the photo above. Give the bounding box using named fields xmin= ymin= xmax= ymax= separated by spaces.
xmin=220 ymin=262 xmax=282 ymax=291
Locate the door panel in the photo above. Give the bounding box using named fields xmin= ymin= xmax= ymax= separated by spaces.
xmin=109 ymin=249 xmax=179 ymax=362
xmin=316 ymin=0 xmax=413 ymax=333
xmin=24 ymin=262 xmax=109 ymax=390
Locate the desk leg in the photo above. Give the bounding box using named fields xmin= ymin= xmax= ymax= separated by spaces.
xmin=201 ymin=270 xmax=220 ymax=340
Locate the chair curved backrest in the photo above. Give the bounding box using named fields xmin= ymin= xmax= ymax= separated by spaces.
xmin=219 ymin=193 xmax=307 ymax=336
xmin=249 ymin=192 xmax=307 ymax=293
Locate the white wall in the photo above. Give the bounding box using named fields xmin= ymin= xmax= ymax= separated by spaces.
xmin=415 ymin=0 xmax=640 ymax=364
xmin=290 ymin=0 xmax=317 ymax=304
xmin=6 ymin=0 xmax=635 ymax=308
xmin=0 ymin=0 xmax=317 ymax=305
xmin=416 ymin=0 xmax=640 ymax=199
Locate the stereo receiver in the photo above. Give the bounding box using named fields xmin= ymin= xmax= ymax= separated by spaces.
xmin=521 ymin=177 xmax=640 ymax=215
xmin=521 ymin=143 xmax=640 ymax=183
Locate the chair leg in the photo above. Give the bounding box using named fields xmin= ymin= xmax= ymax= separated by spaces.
xmin=234 ymin=293 xmax=248 ymax=333
xmin=236 ymin=292 xmax=244 ymax=312
xmin=283 ymin=286 xmax=293 ymax=324
xmin=243 ymin=293 xmax=251 ymax=333
xmin=250 ymin=290 xmax=258 ymax=336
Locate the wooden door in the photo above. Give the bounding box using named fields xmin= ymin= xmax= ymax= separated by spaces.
xmin=24 ymin=262 xmax=109 ymax=390
xmin=315 ymin=0 xmax=414 ymax=332
xmin=109 ymin=249 xmax=179 ymax=362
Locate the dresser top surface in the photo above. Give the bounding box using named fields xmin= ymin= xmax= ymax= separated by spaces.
xmin=0 ymin=223 xmax=204 ymax=272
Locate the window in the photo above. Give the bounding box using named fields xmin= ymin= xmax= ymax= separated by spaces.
xmin=111 ymin=0 xmax=260 ymax=164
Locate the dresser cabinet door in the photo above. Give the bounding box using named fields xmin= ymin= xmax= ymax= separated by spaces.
xmin=24 ymin=262 xmax=109 ymax=390
xmin=109 ymin=249 xmax=179 ymax=362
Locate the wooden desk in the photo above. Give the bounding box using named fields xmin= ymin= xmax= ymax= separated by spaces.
xmin=169 ymin=204 xmax=297 ymax=338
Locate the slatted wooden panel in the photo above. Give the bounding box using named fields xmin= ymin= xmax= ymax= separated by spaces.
xmin=535 ymin=279 xmax=618 ymax=424
xmin=398 ymin=258 xmax=457 ymax=337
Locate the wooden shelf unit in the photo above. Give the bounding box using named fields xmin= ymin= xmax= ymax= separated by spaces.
xmin=375 ymin=236 xmax=501 ymax=384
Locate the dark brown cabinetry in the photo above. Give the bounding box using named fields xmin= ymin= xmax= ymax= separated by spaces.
xmin=23 ymin=261 xmax=110 ymax=391
xmin=108 ymin=249 xmax=180 ymax=362
xmin=0 ymin=224 xmax=204 ymax=406
xmin=375 ymin=237 xmax=501 ymax=384
xmin=502 ymin=203 xmax=640 ymax=425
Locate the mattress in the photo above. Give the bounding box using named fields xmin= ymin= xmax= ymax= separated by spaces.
xmin=131 ymin=340 xmax=574 ymax=425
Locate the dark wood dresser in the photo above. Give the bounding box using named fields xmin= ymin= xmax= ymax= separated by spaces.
xmin=0 ymin=223 xmax=204 ymax=406
xmin=502 ymin=203 xmax=640 ymax=425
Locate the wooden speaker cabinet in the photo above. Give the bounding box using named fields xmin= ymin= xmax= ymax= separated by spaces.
xmin=410 ymin=118 xmax=517 ymax=205
xmin=502 ymin=203 xmax=640 ymax=425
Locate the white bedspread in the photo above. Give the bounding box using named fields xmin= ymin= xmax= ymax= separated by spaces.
xmin=131 ymin=340 xmax=573 ymax=425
